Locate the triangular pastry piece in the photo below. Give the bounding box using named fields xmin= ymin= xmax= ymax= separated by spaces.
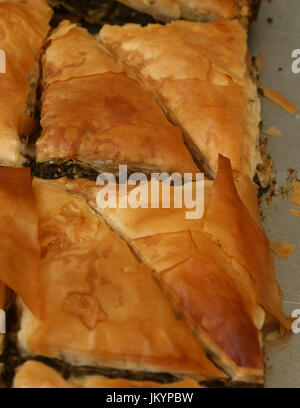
xmin=0 ymin=0 xmax=52 ymax=166
xmin=74 ymin=156 xmax=289 ymax=383
xmin=17 ymin=177 xmax=223 ymax=382
xmin=13 ymin=361 xmax=202 ymax=388
xmin=37 ymin=21 xmax=198 ymax=176
xmin=116 ymin=0 xmax=258 ymax=25
xmin=99 ymin=18 xmax=261 ymax=178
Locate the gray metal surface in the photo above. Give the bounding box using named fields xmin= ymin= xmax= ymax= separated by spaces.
xmin=249 ymin=0 xmax=300 ymax=388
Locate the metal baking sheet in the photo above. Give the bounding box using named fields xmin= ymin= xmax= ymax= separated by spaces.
xmin=249 ymin=0 xmax=300 ymax=388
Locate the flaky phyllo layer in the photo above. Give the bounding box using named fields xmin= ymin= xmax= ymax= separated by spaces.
xmin=37 ymin=21 xmax=198 ymax=176
xmin=0 ymin=161 xmax=289 ymax=386
xmin=0 ymin=0 xmax=52 ymax=166
xmin=99 ymin=18 xmax=261 ymax=178
xmin=35 ymin=17 xmax=261 ymax=179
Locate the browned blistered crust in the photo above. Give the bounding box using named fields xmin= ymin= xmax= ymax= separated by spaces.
xmin=99 ymin=18 xmax=261 ymax=179
xmin=17 ymin=176 xmax=224 ymax=382
xmin=37 ymin=21 xmax=198 ymax=176
xmin=57 ymin=156 xmax=291 ymax=384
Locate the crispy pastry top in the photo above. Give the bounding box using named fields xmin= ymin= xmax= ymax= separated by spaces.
xmin=0 ymin=0 xmax=52 ymax=166
xmin=67 ymin=156 xmax=289 ymax=382
xmin=18 ymin=177 xmax=223 ymax=380
xmin=100 ymin=19 xmax=261 ymax=178
xmin=42 ymin=20 xmax=123 ymax=87
xmin=37 ymin=21 xmax=198 ymax=174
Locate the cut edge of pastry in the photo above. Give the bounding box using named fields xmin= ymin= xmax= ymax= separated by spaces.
xmin=157 ymin=279 xmax=264 ymax=385
xmin=13 ymin=360 xmax=203 ymax=388
xmin=34 ymin=158 xmax=198 ymax=181
xmin=115 ymin=0 xmax=261 ymax=27
xmin=17 ymin=300 xmax=223 ymax=383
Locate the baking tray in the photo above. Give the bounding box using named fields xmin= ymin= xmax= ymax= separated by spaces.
xmin=249 ymin=0 xmax=300 ymax=388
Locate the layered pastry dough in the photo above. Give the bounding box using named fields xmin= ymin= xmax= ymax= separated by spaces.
xmin=116 ymin=0 xmax=259 ymax=24
xmin=67 ymin=155 xmax=289 ymax=383
xmin=0 ymin=0 xmax=52 ymax=166
xmin=99 ymin=19 xmax=261 ymax=178
xmin=18 ymin=177 xmax=223 ymax=381
xmin=37 ymin=21 xmax=197 ymax=175
xmin=13 ymin=361 xmax=202 ymax=388
xmin=0 ymin=168 xmax=41 ymax=317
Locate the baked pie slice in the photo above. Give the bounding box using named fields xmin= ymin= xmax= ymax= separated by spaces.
xmin=75 ymin=155 xmax=289 ymax=383
xmin=37 ymin=21 xmax=198 ymax=176
xmin=116 ymin=0 xmax=260 ymax=25
xmin=99 ymin=18 xmax=261 ymax=178
xmin=0 ymin=0 xmax=52 ymax=166
xmin=17 ymin=176 xmax=223 ymax=382
xmin=13 ymin=361 xmax=202 ymax=388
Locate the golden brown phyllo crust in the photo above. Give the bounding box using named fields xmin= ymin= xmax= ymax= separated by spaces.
xmin=2 ymin=157 xmax=286 ymax=384
xmin=0 ymin=163 xmax=288 ymax=385
xmin=16 ymin=172 xmax=223 ymax=382
xmin=71 ymin=155 xmax=288 ymax=383
xmin=99 ymin=18 xmax=261 ymax=178
xmin=37 ymin=21 xmax=198 ymax=176
xmin=0 ymin=0 xmax=287 ymax=389
xmin=0 ymin=0 xmax=52 ymax=166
